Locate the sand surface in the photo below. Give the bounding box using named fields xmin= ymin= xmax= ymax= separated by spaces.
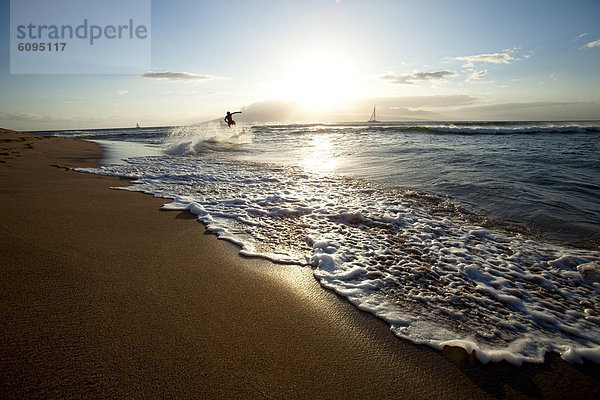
xmin=1 ymin=128 xmax=599 ymax=399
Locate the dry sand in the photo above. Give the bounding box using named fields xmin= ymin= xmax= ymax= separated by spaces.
xmin=1 ymin=128 xmax=599 ymax=399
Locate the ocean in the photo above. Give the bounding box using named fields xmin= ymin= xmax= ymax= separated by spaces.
xmin=40 ymin=120 xmax=600 ymax=365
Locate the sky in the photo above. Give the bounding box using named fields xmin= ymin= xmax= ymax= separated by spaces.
xmin=1 ymin=0 xmax=599 ymax=130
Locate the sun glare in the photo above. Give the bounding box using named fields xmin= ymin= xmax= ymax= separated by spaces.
xmin=301 ymin=134 xmax=337 ymax=174
xmin=281 ymin=54 xmax=357 ymax=111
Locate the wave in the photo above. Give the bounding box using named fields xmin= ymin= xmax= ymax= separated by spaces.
xmin=40 ymin=127 xmax=170 ymax=143
xmin=163 ymin=122 xmax=253 ymax=155
xmin=257 ymin=121 xmax=600 ymax=136
xmin=405 ymin=123 xmax=600 ymax=136
xmin=79 ymin=155 xmax=600 ymax=366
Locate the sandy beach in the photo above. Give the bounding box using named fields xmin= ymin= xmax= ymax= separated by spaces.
xmin=1 ymin=128 xmax=599 ymax=399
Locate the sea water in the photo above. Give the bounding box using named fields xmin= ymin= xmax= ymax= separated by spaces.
xmin=42 ymin=121 xmax=600 ymax=365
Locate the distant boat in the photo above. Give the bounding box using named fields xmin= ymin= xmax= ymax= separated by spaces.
xmin=368 ymin=105 xmax=379 ymax=123
xmin=136 ymin=123 xmax=140 ymax=128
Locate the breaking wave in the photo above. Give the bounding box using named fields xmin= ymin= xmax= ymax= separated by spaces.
xmin=162 ymin=122 xmax=253 ymax=155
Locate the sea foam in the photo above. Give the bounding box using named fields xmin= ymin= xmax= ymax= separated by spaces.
xmin=79 ymin=154 xmax=600 ymax=366
xmin=163 ymin=122 xmax=253 ymax=155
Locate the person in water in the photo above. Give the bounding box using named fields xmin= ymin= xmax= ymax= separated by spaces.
xmin=224 ymin=111 xmax=242 ymax=127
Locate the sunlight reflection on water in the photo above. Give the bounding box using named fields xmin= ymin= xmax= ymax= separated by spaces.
xmin=300 ymin=134 xmax=338 ymax=174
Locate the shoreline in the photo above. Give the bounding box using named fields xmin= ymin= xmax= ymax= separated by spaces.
xmin=1 ymin=128 xmax=599 ymax=398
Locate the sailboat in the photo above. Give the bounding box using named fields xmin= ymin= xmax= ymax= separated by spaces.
xmin=136 ymin=122 xmax=140 ymax=128
xmin=368 ymin=105 xmax=379 ymax=123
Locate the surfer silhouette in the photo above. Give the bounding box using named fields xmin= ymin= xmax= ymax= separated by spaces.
xmin=224 ymin=111 xmax=241 ymax=127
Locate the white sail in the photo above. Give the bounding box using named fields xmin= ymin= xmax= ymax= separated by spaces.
xmin=368 ymin=105 xmax=378 ymax=122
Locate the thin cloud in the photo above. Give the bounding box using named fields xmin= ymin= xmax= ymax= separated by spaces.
xmin=466 ymin=69 xmax=488 ymax=83
xmin=466 ymin=100 xmax=590 ymax=113
xmin=140 ymin=72 xmax=220 ymax=81
xmin=239 ymin=99 xmax=300 ymax=122
xmin=447 ymin=100 xmax=598 ymax=121
xmin=454 ymin=52 xmax=514 ymax=67
xmin=582 ymin=39 xmax=600 ymax=49
xmin=0 ymin=112 xmax=45 ymax=122
xmin=117 ymin=90 xmax=128 ymax=95
xmin=380 ymin=71 xmax=455 ymax=85
xmin=351 ymin=95 xmax=479 ymax=120
xmin=361 ymin=95 xmax=478 ymax=110
xmin=575 ymin=33 xmax=588 ymax=40
xmin=523 ymin=49 xmax=535 ymax=59
xmin=233 ymin=94 xmax=479 ymax=122
xmin=0 ymin=112 xmax=106 ymax=123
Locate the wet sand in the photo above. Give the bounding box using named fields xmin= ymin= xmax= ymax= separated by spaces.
xmin=1 ymin=128 xmax=599 ymax=399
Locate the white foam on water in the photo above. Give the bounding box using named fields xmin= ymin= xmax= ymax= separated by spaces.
xmin=419 ymin=121 xmax=600 ymax=135
xmin=78 ymin=155 xmax=600 ymax=366
xmin=163 ymin=122 xmax=253 ymax=155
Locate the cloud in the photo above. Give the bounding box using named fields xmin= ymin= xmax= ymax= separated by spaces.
xmin=522 ymin=49 xmax=535 ymax=59
xmin=373 ymin=95 xmax=478 ymax=109
xmin=466 ymin=69 xmax=488 ymax=83
xmin=237 ymin=99 xmax=302 ymax=122
xmin=454 ymin=52 xmax=514 ymax=67
xmin=140 ymin=72 xmax=219 ymax=81
xmin=575 ymin=33 xmax=588 ymax=40
xmin=348 ymin=95 xmax=479 ymax=120
xmin=467 ymin=101 xmax=587 ymax=112
xmin=0 ymin=112 xmax=110 ymax=124
xmin=228 ymin=95 xmax=479 ymax=123
xmin=379 ymin=71 xmax=455 ymax=85
xmin=117 ymin=90 xmax=128 ymax=95
xmin=0 ymin=112 xmax=46 ymax=122
xmin=582 ymin=39 xmax=600 ymax=49
xmin=425 ymin=100 xmax=599 ymax=121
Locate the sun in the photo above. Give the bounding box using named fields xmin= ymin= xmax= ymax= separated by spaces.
xmin=280 ymin=54 xmax=358 ymax=111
